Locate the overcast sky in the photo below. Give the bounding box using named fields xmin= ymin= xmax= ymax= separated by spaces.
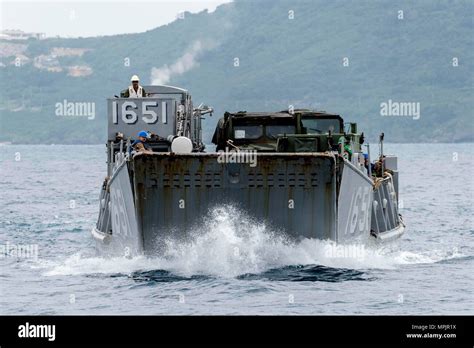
xmin=0 ymin=0 xmax=232 ymax=38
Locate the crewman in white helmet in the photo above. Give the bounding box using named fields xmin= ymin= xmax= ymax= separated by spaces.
xmin=123 ymin=75 xmax=146 ymax=98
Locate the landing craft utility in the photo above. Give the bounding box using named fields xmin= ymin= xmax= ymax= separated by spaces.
xmin=93 ymin=84 xmax=405 ymax=256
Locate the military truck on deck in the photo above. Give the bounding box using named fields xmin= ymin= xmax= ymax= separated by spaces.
xmin=212 ymin=110 xmax=364 ymax=153
xmin=93 ymin=86 xmax=405 ymax=256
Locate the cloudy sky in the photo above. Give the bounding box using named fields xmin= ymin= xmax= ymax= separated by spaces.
xmin=0 ymin=0 xmax=232 ymax=38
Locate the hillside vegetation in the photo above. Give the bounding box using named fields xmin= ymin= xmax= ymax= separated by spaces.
xmin=1 ymin=0 xmax=472 ymax=144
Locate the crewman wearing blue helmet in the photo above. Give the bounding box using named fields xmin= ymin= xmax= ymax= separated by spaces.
xmin=131 ymin=130 xmax=154 ymax=154
xmin=363 ymin=153 xmax=375 ymax=176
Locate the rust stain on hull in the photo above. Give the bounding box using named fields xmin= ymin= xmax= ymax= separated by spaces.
xmin=132 ymin=153 xmax=337 ymax=250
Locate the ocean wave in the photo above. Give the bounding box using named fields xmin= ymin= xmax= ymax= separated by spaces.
xmin=37 ymin=205 xmax=465 ymax=279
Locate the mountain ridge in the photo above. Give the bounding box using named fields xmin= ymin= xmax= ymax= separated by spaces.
xmin=1 ymin=0 xmax=472 ymax=144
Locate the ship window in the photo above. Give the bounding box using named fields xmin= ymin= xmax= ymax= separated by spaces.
xmin=302 ymin=118 xmax=341 ymax=134
xmin=233 ymin=125 xmax=263 ymax=139
xmin=266 ymin=125 xmax=296 ymax=139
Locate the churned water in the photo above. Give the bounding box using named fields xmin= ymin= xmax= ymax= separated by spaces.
xmin=0 ymin=144 xmax=473 ymax=314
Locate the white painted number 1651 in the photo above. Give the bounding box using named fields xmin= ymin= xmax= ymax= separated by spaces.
xmin=112 ymin=101 xmax=168 ymax=124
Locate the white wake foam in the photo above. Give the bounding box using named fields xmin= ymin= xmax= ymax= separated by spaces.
xmin=39 ymin=205 xmax=464 ymax=277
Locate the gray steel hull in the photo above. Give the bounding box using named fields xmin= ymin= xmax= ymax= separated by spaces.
xmin=133 ymin=153 xmax=338 ymax=253
xmin=93 ymin=152 xmax=404 ymax=256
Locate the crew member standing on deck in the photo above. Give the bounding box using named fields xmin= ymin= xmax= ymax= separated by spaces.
xmin=123 ymin=75 xmax=146 ymax=98
xmin=131 ymin=131 xmax=154 ymax=155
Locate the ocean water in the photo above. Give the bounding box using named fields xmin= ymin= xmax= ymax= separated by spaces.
xmin=0 ymin=144 xmax=473 ymax=315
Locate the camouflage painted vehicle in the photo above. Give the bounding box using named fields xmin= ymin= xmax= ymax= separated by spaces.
xmin=93 ymin=85 xmax=405 ymax=256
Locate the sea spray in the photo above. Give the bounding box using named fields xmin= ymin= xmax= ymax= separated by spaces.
xmin=39 ymin=205 xmax=464 ymax=278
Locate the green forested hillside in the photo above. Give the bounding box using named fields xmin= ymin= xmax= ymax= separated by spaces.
xmin=1 ymin=0 xmax=473 ymax=144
